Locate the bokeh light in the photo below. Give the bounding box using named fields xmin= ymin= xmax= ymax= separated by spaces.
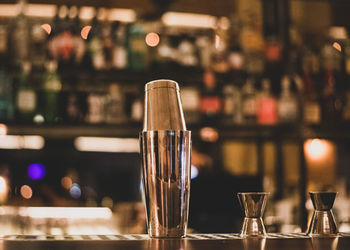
xmin=70 ymin=183 xmax=81 ymax=199
xmin=28 ymin=163 xmax=46 ymax=180
xmin=305 ymin=139 xmax=328 ymax=160
xmin=332 ymin=42 xmax=342 ymax=52
xmin=191 ymin=165 xmax=199 ymax=180
xmin=81 ymin=25 xmax=92 ymax=40
xmin=41 ymin=24 xmax=51 ymax=35
xmin=0 ymin=124 xmax=7 ymax=136
xmin=33 ymin=114 xmax=45 ymax=124
xmin=20 ymin=185 xmax=33 ymax=199
xmin=61 ymin=176 xmax=73 ymax=190
xmin=145 ymin=32 xmax=160 ymax=47
xmin=0 ymin=176 xmax=7 ymax=194
xmin=200 ymin=127 xmax=219 ymax=142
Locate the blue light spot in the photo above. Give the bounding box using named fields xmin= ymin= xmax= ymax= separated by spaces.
xmin=28 ymin=163 xmax=46 ymax=180
xmin=70 ymin=183 xmax=81 ymax=199
xmin=191 ymin=165 xmax=199 ymax=180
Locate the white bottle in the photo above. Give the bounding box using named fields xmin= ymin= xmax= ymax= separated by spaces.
xmin=278 ymin=76 xmax=299 ymax=123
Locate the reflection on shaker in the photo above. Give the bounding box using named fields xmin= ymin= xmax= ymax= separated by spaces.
xmin=140 ymin=80 xmax=191 ymax=238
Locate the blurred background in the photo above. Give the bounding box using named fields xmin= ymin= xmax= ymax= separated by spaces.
xmin=0 ymin=0 xmax=350 ymax=235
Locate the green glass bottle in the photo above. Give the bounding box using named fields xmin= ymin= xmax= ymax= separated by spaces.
xmin=42 ymin=61 xmax=62 ymax=123
xmin=15 ymin=62 xmax=36 ymax=123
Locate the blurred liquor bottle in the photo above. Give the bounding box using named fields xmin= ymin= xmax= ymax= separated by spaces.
xmin=321 ymin=69 xmax=343 ymax=123
xmin=240 ymin=9 xmax=265 ymax=76
xmin=88 ymin=8 xmax=107 ymax=70
xmin=100 ymin=16 xmax=113 ymax=70
xmin=48 ymin=5 xmax=72 ymax=69
xmin=222 ymin=83 xmax=242 ymax=124
xmin=196 ymin=31 xmax=213 ymax=69
xmin=130 ymin=96 xmax=143 ymax=122
xmin=42 ymin=61 xmax=62 ymax=124
xmin=257 ymin=78 xmax=277 ymax=125
xmin=105 ymin=83 xmax=126 ymax=124
xmin=177 ymin=35 xmax=198 ymax=68
xmin=212 ymin=17 xmax=229 ymax=73
xmin=181 ymin=86 xmax=200 ymax=124
xmin=301 ymin=49 xmax=321 ymax=125
xmin=30 ymin=21 xmax=48 ymax=69
xmin=15 ymin=62 xmax=36 ymax=123
xmin=48 ymin=6 xmax=85 ymax=72
xmin=128 ymin=23 xmax=148 ymax=70
xmin=241 ymin=78 xmax=257 ymax=124
xmin=63 ymin=90 xmax=85 ymax=124
xmin=112 ymin=22 xmax=128 ymax=69
xmin=199 ymin=69 xmax=222 ymax=124
xmin=70 ymin=6 xmax=86 ymax=68
xmin=11 ymin=0 xmax=30 ymax=67
xmin=0 ymin=25 xmax=8 ymax=65
xmin=86 ymin=91 xmax=106 ymax=124
xmin=155 ymin=33 xmax=175 ymax=68
xmin=278 ymin=76 xmax=299 ymax=123
xmin=0 ymin=68 xmax=13 ymax=122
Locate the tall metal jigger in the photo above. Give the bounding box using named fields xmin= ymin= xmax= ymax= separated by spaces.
xmin=140 ymin=80 xmax=191 ymax=238
xmin=238 ymin=192 xmax=269 ymax=238
xmin=307 ymin=192 xmax=338 ymax=237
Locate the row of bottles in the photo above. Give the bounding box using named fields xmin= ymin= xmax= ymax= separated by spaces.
xmin=2 ymin=1 xmax=350 ymax=75
xmin=1 ymin=61 xmax=350 ymax=126
xmin=0 ymin=1 xmax=212 ymax=72
xmin=182 ymin=69 xmax=350 ymax=126
xmin=0 ymin=61 xmax=143 ymax=124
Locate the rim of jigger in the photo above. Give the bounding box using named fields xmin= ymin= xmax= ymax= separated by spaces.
xmin=237 ymin=192 xmax=270 ymax=196
xmin=309 ymin=191 xmax=338 ymax=195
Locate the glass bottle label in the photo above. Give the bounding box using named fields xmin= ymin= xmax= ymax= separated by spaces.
xmin=258 ymin=98 xmax=277 ymax=124
xmin=200 ymin=97 xmax=221 ymax=113
xmin=304 ymin=101 xmax=321 ymax=124
xmin=242 ymin=98 xmax=256 ymax=116
xmin=17 ymin=90 xmax=36 ymax=112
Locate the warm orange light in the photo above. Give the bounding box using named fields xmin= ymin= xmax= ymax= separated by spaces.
xmin=61 ymin=176 xmax=73 ymax=190
xmin=0 ymin=176 xmax=8 ymax=203
xmin=215 ymin=35 xmax=220 ymax=49
xmin=305 ymin=139 xmax=328 ymax=160
xmin=0 ymin=177 xmax=7 ymax=194
xmin=145 ymin=32 xmax=160 ymax=47
xmin=41 ymin=24 xmax=51 ymax=35
xmin=333 ymin=42 xmax=342 ymax=52
xmin=0 ymin=124 xmax=7 ymax=136
xmin=20 ymin=185 xmax=33 ymax=199
xmin=81 ymin=25 xmax=92 ymax=40
xmin=200 ymin=127 xmax=219 ymax=142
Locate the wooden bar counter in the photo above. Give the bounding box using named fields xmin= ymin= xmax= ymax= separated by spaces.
xmin=1 ymin=233 xmax=349 ymax=250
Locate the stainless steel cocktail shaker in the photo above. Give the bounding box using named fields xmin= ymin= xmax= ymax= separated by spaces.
xmin=140 ymin=80 xmax=191 ymax=238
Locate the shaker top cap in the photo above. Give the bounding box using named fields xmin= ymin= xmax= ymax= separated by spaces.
xmin=145 ymin=79 xmax=179 ymax=91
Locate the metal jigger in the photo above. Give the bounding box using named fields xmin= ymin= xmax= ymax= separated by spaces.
xmin=307 ymin=192 xmax=338 ymax=237
xmin=238 ymin=192 xmax=269 ymax=238
xmin=140 ymin=80 xmax=191 ymax=238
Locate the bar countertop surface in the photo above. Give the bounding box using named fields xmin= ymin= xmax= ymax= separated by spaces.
xmin=1 ymin=233 xmax=349 ymax=250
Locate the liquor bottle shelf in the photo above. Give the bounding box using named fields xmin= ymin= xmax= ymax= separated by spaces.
xmin=4 ymin=122 xmax=350 ymax=140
